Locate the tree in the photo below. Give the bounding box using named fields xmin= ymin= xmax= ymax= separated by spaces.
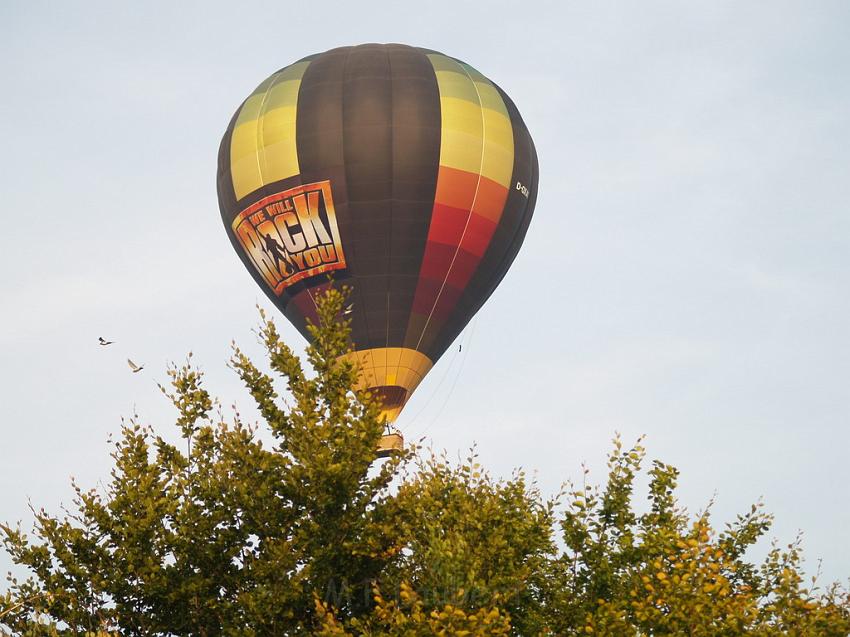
xmin=1 ymin=288 xmax=405 ymax=635
xmin=541 ymin=437 xmax=850 ymax=636
xmin=3 ymin=288 xmax=850 ymax=635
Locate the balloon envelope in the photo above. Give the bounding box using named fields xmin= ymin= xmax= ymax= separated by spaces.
xmin=217 ymin=43 xmax=538 ymax=423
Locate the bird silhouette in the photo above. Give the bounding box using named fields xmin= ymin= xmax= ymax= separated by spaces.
xmin=127 ymin=359 xmax=144 ymax=373
xmin=98 ymin=337 xmax=115 ymax=346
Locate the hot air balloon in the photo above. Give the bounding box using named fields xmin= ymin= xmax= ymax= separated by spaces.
xmin=217 ymin=44 xmax=538 ymax=449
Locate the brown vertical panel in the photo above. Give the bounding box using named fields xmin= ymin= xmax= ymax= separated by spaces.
xmin=217 ymin=109 xmax=240 ymax=220
xmin=290 ymin=47 xmax=352 ymax=338
xmin=386 ymin=45 xmax=441 ymax=347
xmin=340 ymin=45 xmax=394 ymax=350
xmin=290 ymin=44 xmax=441 ymax=353
xmin=291 ymin=44 xmax=442 ymax=353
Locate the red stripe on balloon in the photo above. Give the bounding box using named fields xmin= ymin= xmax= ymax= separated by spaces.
xmin=408 ymin=165 xmax=509 ymax=342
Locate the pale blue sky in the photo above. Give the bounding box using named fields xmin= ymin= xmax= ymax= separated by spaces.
xmin=1 ymin=1 xmax=849 ymax=583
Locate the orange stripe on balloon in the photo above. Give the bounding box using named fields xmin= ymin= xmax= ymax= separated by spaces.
xmin=469 ymin=176 xmax=509 ymax=224
xmin=434 ymin=166 xmax=479 ymax=210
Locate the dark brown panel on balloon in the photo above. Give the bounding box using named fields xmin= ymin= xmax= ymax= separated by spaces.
xmin=288 ymin=47 xmax=352 ymax=338
xmin=292 ymin=45 xmax=441 ymax=353
xmin=340 ymin=45 xmax=394 ymax=349
xmin=386 ymin=45 xmax=441 ymax=348
xmin=217 ymin=110 xmax=240 ymax=220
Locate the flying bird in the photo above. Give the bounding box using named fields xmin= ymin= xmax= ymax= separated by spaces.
xmin=98 ymin=337 xmax=115 ymax=346
xmin=343 ymin=303 xmax=354 ymax=316
xmin=127 ymin=359 xmax=144 ymax=373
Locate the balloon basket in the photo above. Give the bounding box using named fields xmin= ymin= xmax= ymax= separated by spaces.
xmin=376 ymin=432 xmax=404 ymax=458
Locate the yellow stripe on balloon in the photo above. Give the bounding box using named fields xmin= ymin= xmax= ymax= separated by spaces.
xmin=426 ymin=54 xmax=514 ymax=188
xmin=230 ymin=61 xmax=311 ymax=200
xmin=460 ymin=62 xmax=514 ymax=188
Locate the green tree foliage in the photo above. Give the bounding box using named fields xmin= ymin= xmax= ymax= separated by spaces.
xmin=3 ymin=289 xmax=850 ymax=635
xmin=540 ymin=438 xmax=850 ymax=636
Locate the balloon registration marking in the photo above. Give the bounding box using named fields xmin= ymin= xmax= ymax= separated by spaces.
xmin=231 ymin=180 xmax=346 ymax=294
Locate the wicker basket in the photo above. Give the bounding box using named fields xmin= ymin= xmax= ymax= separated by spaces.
xmin=376 ymin=432 xmax=404 ymax=458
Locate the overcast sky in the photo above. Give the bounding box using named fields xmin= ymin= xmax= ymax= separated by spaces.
xmin=1 ymin=1 xmax=848 ymax=583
